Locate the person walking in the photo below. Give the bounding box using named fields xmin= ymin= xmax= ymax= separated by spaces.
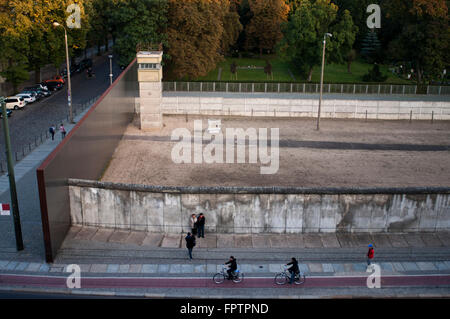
xmin=185 ymin=232 xmax=196 ymax=260
xmin=196 ymin=213 xmax=205 ymax=238
xmin=59 ymin=123 xmax=66 ymax=139
xmin=286 ymin=257 xmax=299 ymax=284
xmin=49 ymin=125 xmax=56 ymax=140
xmin=367 ymin=244 xmax=375 ymax=265
xmin=190 ymin=214 xmax=197 ymax=236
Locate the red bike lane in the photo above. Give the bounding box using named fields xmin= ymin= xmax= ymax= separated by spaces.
xmin=1 ymin=274 xmax=450 ymax=289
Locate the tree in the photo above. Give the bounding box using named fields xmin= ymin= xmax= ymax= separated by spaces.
xmin=346 ymin=49 xmax=356 ymax=73
xmin=384 ymin=0 xmax=449 ymax=84
xmin=109 ymin=0 xmax=168 ymax=68
xmin=167 ymin=0 xmax=241 ymax=79
xmin=278 ymin=0 xmax=357 ymax=81
xmin=264 ymin=60 xmax=273 ymax=80
xmin=245 ymin=0 xmax=289 ymax=56
xmin=362 ymin=64 xmax=387 ymax=82
xmin=230 ymin=61 xmax=238 ymax=80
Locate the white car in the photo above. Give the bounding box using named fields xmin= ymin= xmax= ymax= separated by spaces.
xmin=16 ymin=93 xmax=36 ymax=104
xmin=5 ymin=96 xmax=25 ymax=110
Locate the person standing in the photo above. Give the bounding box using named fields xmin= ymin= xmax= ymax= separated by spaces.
xmin=367 ymin=244 xmax=375 ymax=265
xmin=185 ymin=232 xmax=196 ymax=260
xmin=286 ymin=257 xmax=299 ymax=284
xmin=196 ymin=213 xmax=205 ymax=238
xmin=59 ymin=123 xmax=66 ymax=139
xmin=190 ymin=214 xmax=197 ymax=236
xmin=49 ymin=125 xmax=56 ymax=140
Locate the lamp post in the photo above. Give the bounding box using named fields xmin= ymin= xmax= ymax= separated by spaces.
xmin=108 ymin=54 xmax=113 ymax=85
xmin=53 ymin=22 xmax=74 ymax=124
xmin=0 ymin=97 xmax=24 ymax=251
xmin=316 ymin=33 xmax=332 ymax=131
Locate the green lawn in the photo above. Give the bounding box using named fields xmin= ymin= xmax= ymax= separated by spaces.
xmin=194 ymin=56 xmax=412 ymax=84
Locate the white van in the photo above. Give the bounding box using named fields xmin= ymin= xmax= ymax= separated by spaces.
xmin=5 ymin=96 xmax=25 ymax=110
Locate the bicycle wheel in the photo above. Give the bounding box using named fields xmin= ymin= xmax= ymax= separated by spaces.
xmin=232 ymin=272 xmax=243 ymax=283
xmin=275 ymin=273 xmax=287 ymax=285
xmin=213 ymin=273 xmax=225 ymax=284
xmin=294 ymin=273 xmax=306 ymax=285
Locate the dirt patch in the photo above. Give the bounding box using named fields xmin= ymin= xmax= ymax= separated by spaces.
xmin=101 ymin=115 xmax=450 ymax=188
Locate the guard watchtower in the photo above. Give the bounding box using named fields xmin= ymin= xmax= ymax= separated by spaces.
xmin=137 ymin=50 xmax=163 ymax=130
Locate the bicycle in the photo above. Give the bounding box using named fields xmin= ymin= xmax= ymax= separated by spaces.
xmin=274 ymin=265 xmax=306 ymax=285
xmin=213 ymin=265 xmax=244 ymax=284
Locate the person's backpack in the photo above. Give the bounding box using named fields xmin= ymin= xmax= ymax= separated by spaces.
xmin=49 ymin=127 xmax=54 ymax=134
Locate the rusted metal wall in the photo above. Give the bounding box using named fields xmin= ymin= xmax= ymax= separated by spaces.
xmin=37 ymin=59 xmax=138 ymax=262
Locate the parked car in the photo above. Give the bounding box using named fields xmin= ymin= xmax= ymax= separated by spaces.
xmin=23 ymin=87 xmax=52 ymax=98
xmin=20 ymin=90 xmax=42 ymax=100
xmin=16 ymin=93 xmax=36 ymax=104
xmin=30 ymin=83 xmax=48 ymax=91
xmin=0 ymin=107 xmax=13 ymax=118
xmin=50 ymin=75 xmax=65 ymax=84
xmin=5 ymin=96 xmax=25 ymax=110
xmin=42 ymin=80 xmax=63 ymax=91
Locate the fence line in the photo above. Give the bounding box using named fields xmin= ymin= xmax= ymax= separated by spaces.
xmin=0 ymin=96 xmax=100 ymax=174
xmin=163 ymin=82 xmax=450 ymax=96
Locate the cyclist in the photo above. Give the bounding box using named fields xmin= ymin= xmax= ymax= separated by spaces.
xmin=286 ymin=257 xmax=299 ymax=284
xmin=225 ymin=256 xmax=237 ymax=280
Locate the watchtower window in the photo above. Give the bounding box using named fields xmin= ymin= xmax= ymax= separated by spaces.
xmin=139 ymin=63 xmax=160 ymax=69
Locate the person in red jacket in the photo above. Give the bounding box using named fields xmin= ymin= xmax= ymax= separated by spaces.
xmin=367 ymin=244 xmax=375 ymax=265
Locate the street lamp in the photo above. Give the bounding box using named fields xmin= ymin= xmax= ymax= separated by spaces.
xmin=316 ymin=32 xmax=332 ymax=131
xmin=108 ymin=54 xmax=113 ymax=85
xmin=53 ymin=21 xmax=74 ymax=124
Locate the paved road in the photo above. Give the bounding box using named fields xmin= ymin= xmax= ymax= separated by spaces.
xmin=0 ymin=54 xmax=122 ymax=165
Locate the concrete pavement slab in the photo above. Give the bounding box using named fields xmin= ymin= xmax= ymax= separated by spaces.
xmin=269 ymin=264 xmax=283 ymax=273
xmin=79 ymin=264 xmax=92 ymax=273
xmin=322 ymin=264 xmax=334 ymax=273
xmin=5 ymin=262 xmax=18 ymax=270
xmin=308 ymin=263 xmax=323 ymax=273
xmin=204 ymin=234 xmax=217 ymax=248
xmin=380 ymin=262 xmax=394 ymax=272
xmin=142 ymin=233 xmax=163 ymax=247
xmin=352 ymin=234 xmax=373 ymax=247
xmin=65 ymin=226 xmax=83 ymax=241
xmin=159 ymin=264 xmax=171 ymax=273
xmin=303 ymin=234 xmax=323 ymax=248
xmin=39 ymin=264 xmax=50 ymax=272
xmin=388 ymin=234 xmax=409 ymax=247
xmin=336 ymin=234 xmax=355 ymax=248
xmin=0 ymin=260 xmax=9 ymax=270
xmin=161 ymin=234 xmax=181 ymax=248
xmin=194 ymin=264 xmax=206 ymax=273
xmin=403 ymin=234 xmax=426 ymax=247
xmin=252 ymin=264 xmax=268 ymax=272
xmin=91 ymin=228 xmax=114 ymax=242
xmin=371 ymin=234 xmax=393 ymax=248
xmin=108 ymin=231 xmax=131 ymax=244
xmin=207 ymin=264 xmax=218 ymax=274
xmin=444 ymin=261 xmax=450 ymax=269
xmin=436 ymin=232 xmax=450 ymax=246
xmin=299 ymin=263 xmax=309 ymax=274
xmin=352 ymin=263 xmax=367 ymax=272
xmin=235 ymin=234 xmax=253 ymax=248
xmin=141 ymin=264 xmax=158 ymax=273
xmin=196 ymin=236 xmax=208 ymax=248
xmin=25 ymin=263 xmax=42 ymax=272
xmin=285 ymin=234 xmax=305 ymax=248
xmin=107 ymin=264 xmax=119 ymax=273
xmin=240 ymin=264 xmax=253 ymax=273
xmin=332 ymin=264 xmax=345 ymax=273
xmin=343 ymin=263 xmax=354 ymax=272
xmin=416 ymin=262 xmax=437 ymax=271
xmin=74 ymin=227 xmax=98 ymax=241
xmin=420 ymin=233 xmax=444 ymax=247
xmin=252 ymin=234 xmax=271 ymax=248
xmin=15 ymin=262 xmax=29 ymax=271
xmin=129 ymin=264 xmax=142 ymax=273
xmin=181 ymin=264 xmax=194 ymax=273
xmin=392 ymin=262 xmax=405 ymax=272
xmin=216 ymin=234 xmax=234 ymax=248
xmin=401 ymin=262 xmax=420 ymax=271
xmin=434 ymin=261 xmax=449 ymax=271
xmin=90 ymin=264 xmax=108 ymax=273
xmin=269 ymin=235 xmax=288 ymax=248
xmin=319 ymin=233 xmax=341 ymax=248
xmin=119 ymin=264 xmax=130 ymax=273
xmin=126 ymin=231 xmax=147 ymax=246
